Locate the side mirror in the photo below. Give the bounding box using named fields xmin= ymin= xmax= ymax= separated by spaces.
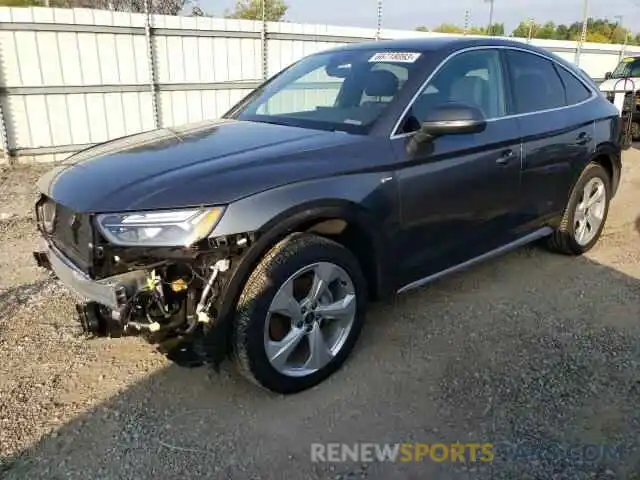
xmin=605 ymin=71 xmax=612 ymax=80
xmin=419 ymin=103 xmax=487 ymax=138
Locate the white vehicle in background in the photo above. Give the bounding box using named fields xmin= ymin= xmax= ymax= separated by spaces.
xmin=598 ymin=55 xmax=640 ymax=149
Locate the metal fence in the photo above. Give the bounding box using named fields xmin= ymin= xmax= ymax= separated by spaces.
xmin=0 ymin=6 xmax=638 ymax=164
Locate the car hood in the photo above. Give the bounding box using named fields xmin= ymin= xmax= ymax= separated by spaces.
xmin=37 ymin=119 xmax=379 ymax=212
xmin=599 ymin=77 xmax=640 ymax=92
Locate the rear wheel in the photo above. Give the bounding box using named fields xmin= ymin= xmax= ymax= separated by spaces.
xmin=233 ymin=233 xmax=367 ymax=394
xmin=547 ymin=162 xmax=610 ymax=255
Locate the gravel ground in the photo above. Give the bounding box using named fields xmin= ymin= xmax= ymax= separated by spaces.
xmin=0 ymin=154 xmax=639 ymax=480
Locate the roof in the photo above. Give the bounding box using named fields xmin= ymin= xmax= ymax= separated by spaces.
xmin=325 ymin=36 xmax=582 ymax=76
xmin=330 ymin=36 xmax=541 ymax=53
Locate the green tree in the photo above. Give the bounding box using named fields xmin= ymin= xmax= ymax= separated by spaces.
xmin=511 ymin=21 xmax=533 ymax=38
xmin=468 ymin=26 xmax=488 ymax=35
xmin=42 ymin=0 xmax=190 ymax=15
xmin=424 ymin=16 xmax=640 ymax=45
xmin=486 ymin=22 xmax=504 ymax=36
xmin=431 ymin=23 xmax=465 ymax=34
xmin=429 ymin=23 xmax=504 ymax=36
xmin=0 ymin=0 xmax=42 ymax=5
xmin=225 ymin=0 xmax=288 ymax=21
xmin=555 ymin=24 xmax=570 ymax=40
xmin=584 ymin=31 xmax=611 ymax=43
xmin=536 ymin=21 xmax=557 ymax=39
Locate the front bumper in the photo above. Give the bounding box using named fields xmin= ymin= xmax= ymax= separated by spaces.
xmin=34 ymin=242 xmax=147 ymax=310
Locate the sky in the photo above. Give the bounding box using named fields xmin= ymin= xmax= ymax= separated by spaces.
xmin=201 ymin=0 xmax=640 ymax=33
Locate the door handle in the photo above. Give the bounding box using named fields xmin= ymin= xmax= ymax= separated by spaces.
xmin=575 ymin=132 xmax=592 ymax=145
xmin=496 ymin=149 xmax=515 ymax=166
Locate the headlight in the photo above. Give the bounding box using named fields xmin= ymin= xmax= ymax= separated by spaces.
xmin=38 ymin=199 xmax=57 ymax=234
xmin=96 ymin=207 xmax=224 ymax=247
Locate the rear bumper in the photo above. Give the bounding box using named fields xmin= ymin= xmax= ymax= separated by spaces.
xmin=34 ymin=243 xmax=147 ymax=310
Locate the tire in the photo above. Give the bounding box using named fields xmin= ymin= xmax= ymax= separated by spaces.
xmin=546 ymin=162 xmax=611 ymax=255
xmin=233 ymin=232 xmax=367 ymax=394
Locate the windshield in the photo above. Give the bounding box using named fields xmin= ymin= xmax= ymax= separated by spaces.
xmin=224 ymin=49 xmax=426 ymax=134
xmin=611 ymin=57 xmax=640 ymax=78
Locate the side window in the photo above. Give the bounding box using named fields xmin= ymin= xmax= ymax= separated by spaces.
xmin=556 ymin=66 xmax=592 ymax=105
xmin=401 ymin=49 xmax=507 ymax=133
xmin=505 ymin=50 xmax=565 ymax=114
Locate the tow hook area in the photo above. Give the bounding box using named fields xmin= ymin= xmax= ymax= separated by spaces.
xmin=35 ymin=241 xmax=236 ymax=367
xmin=76 ymin=302 xmax=125 ymax=338
xmin=33 ymin=251 xmax=52 ymax=270
xmin=69 ymin=258 xmax=233 ymax=367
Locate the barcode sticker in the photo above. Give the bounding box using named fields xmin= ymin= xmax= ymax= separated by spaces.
xmin=369 ymin=52 xmax=421 ymax=63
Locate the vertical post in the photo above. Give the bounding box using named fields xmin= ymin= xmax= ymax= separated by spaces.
xmin=0 ymin=99 xmax=12 ymax=164
xmin=375 ymin=0 xmax=383 ymax=41
xmin=261 ymin=0 xmax=268 ymax=79
xmin=144 ymin=0 xmax=160 ymax=129
xmin=615 ymin=16 xmax=628 ymax=61
xmin=527 ymin=18 xmax=534 ymax=43
xmin=575 ymin=0 xmax=588 ymax=66
xmin=620 ymin=32 xmax=629 ymax=61
xmin=486 ymin=0 xmax=494 ymax=36
xmin=463 ymin=9 xmax=470 ymax=36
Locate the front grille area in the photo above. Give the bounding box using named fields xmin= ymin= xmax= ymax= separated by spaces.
xmin=38 ymin=198 xmax=93 ymax=273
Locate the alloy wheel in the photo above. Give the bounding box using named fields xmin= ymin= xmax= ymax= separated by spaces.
xmin=573 ymin=177 xmax=607 ymax=246
xmin=263 ymin=262 xmax=357 ymax=377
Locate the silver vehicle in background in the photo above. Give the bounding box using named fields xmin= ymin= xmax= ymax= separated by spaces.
xmin=599 ymin=56 xmax=640 ymax=148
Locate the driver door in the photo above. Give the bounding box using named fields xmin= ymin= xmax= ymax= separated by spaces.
xmin=390 ymin=48 xmax=524 ymax=285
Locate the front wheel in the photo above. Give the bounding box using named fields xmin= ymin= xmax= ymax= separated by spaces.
xmin=233 ymin=233 xmax=367 ymax=394
xmin=546 ymin=162 xmax=611 ymax=255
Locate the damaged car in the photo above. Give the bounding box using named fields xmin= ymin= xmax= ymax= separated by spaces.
xmin=34 ymin=37 xmax=621 ymax=394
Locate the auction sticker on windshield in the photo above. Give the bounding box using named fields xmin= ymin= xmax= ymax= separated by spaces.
xmin=369 ymin=52 xmax=421 ymax=63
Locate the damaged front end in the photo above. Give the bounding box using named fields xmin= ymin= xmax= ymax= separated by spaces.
xmin=33 ymin=195 xmax=252 ymax=367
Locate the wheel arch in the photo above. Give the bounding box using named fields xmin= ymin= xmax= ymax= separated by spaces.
xmin=228 ymin=199 xmax=385 ymax=301
xmin=591 ymin=142 xmax=622 ymax=196
xmin=206 ymin=200 xmax=389 ymax=365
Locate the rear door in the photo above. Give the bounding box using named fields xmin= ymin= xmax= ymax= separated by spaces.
xmin=504 ymin=49 xmax=596 ymax=228
xmin=390 ymin=48 xmax=523 ymax=285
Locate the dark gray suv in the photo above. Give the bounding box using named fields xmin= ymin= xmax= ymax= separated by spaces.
xmin=34 ymin=37 xmax=622 ymax=393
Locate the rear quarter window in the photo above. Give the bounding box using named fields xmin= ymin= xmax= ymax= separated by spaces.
xmin=556 ymin=66 xmax=592 ymax=105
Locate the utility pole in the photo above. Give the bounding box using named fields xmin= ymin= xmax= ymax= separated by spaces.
xmin=261 ymin=0 xmax=268 ymax=79
xmin=614 ymin=15 xmax=629 ymax=60
xmin=486 ymin=0 xmax=495 ymax=36
xmin=376 ymin=0 xmax=383 ymax=41
xmin=463 ymin=9 xmax=470 ymax=36
xmin=527 ymin=18 xmax=535 ymax=42
xmin=613 ymin=14 xmax=623 ymax=38
xmin=575 ymin=0 xmax=589 ymax=66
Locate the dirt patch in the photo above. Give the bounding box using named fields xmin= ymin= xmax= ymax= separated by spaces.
xmin=0 ymin=156 xmax=639 ymax=479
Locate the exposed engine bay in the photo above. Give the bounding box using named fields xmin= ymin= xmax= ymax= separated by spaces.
xmin=33 ymin=195 xmax=254 ymax=367
xmin=35 ymin=247 xmax=238 ymax=366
